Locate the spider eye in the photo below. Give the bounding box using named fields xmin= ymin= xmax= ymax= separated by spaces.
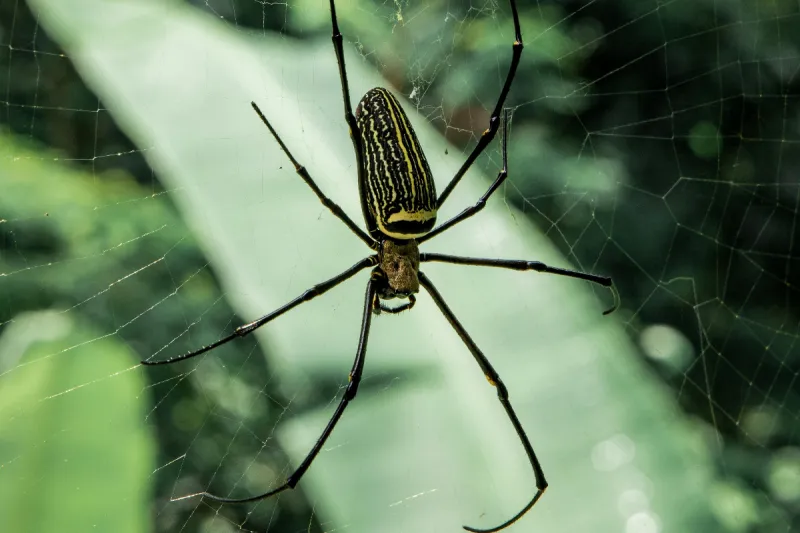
xmin=392 ymin=261 xmax=400 ymax=271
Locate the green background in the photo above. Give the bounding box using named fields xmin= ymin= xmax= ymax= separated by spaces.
xmin=1 ymin=0 xmax=797 ymax=532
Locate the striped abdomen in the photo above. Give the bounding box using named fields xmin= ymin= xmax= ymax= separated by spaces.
xmin=356 ymin=88 xmax=437 ymax=239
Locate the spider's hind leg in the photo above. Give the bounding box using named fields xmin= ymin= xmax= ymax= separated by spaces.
xmin=419 ymin=271 xmax=546 ymax=533
xmin=181 ymin=278 xmax=378 ymax=504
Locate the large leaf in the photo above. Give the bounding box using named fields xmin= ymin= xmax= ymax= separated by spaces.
xmin=27 ymin=0 xmax=715 ymax=531
xmin=0 ymin=311 xmax=153 ymax=533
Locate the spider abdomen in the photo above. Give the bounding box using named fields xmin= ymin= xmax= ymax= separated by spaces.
xmin=356 ymin=88 xmax=437 ymax=239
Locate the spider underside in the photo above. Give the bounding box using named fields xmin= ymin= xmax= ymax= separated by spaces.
xmin=142 ymin=1 xmax=618 ymax=531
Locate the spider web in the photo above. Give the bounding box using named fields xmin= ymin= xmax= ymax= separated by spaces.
xmin=1 ymin=1 xmax=798 ymax=532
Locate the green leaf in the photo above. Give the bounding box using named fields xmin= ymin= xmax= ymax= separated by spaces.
xmin=0 ymin=311 xmax=153 ymax=533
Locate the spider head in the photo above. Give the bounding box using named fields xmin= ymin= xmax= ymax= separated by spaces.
xmin=377 ymin=238 xmax=420 ymax=298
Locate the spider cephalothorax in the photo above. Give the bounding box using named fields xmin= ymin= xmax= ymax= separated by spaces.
xmin=378 ymin=238 xmax=420 ymax=297
xmin=142 ymin=1 xmax=618 ymax=531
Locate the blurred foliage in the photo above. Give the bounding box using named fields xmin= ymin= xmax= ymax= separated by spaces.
xmin=0 ymin=133 xmax=316 ymax=531
xmin=2 ymin=0 xmax=799 ymax=531
xmin=256 ymin=0 xmax=800 ymax=529
xmin=0 ymin=310 xmax=152 ymax=533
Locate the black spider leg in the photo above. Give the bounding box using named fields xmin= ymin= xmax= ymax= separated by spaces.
xmin=250 ymin=102 xmax=373 ymax=248
xmin=420 ymin=254 xmax=620 ymax=315
xmin=174 ymin=277 xmax=377 ymax=505
xmin=436 ymin=0 xmax=522 ymax=209
xmin=418 ymin=272 xmax=545 ymax=533
xmin=418 ymin=109 xmax=510 ymax=245
xmin=141 ymin=256 xmax=377 ymax=365
xmin=328 ymin=0 xmax=375 ymax=237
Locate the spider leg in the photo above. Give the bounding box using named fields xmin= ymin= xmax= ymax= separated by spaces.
xmin=418 ymin=271 xmax=546 ymax=533
xmin=250 ymin=102 xmax=373 ymax=247
xmin=141 ymin=255 xmax=377 ymax=365
xmin=328 ymin=0 xmax=375 ymax=236
xmin=175 ymin=277 xmax=377 ymax=505
xmin=420 ymin=253 xmax=619 ymax=315
xmin=436 ymin=0 xmax=522 ymax=209
xmin=418 ymin=110 xmax=510 ymax=244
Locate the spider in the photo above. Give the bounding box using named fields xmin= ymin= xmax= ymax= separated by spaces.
xmin=142 ymin=0 xmax=617 ymax=531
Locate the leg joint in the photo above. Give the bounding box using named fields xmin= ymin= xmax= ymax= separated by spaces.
xmin=527 ymin=261 xmax=546 ymax=272
xmin=286 ymin=473 xmax=301 ymax=488
xmin=302 ymin=287 xmax=321 ymax=301
xmin=344 ymin=379 xmax=359 ymax=400
xmin=495 ymin=379 xmax=509 ymax=400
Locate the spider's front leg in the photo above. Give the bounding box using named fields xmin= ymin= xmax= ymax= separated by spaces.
xmin=250 ymin=102 xmax=374 ymax=248
xmin=418 ymin=109 xmax=512 ymax=245
xmin=435 ymin=0 xmax=524 ymax=209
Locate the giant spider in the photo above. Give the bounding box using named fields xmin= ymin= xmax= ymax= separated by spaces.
xmin=143 ymin=0 xmax=617 ymax=530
